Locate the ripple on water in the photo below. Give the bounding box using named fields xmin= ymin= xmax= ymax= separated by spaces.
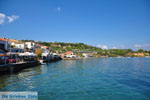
xmin=0 ymin=58 xmax=150 ymax=100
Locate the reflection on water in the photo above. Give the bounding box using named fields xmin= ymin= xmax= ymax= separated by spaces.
xmin=0 ymin=58 xmax=150 ymax=100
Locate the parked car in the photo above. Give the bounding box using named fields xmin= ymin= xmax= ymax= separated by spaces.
xmin=7 ymin=58 xmax=16 ymax=63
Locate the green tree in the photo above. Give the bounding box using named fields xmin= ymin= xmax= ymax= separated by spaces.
xmin=138 ymin=49 xmax=145 ymax=53
xmin=35 ymin=48 xmax=43 ymax=59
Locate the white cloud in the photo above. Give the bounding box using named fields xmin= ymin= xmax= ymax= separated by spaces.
xmin=7 ymin=16 xmax=14 ymax=23
xmin=0 ymin=13 xmax=19 ymax=24
xmin=102 ymin=45 xmax=108 ymax=49
xmin=7 ymin=15 xmax=19 ymax=23
xmin=0 ymin=13 xmax=5 ymax=18
xmin=143 ymin=44 xmax=150 ymax=47
xmin=96 ymin=44 xmax=101 ymax=48
xmin=134 ymin=44 xmax=150 ymax=48
xmin=57 ymin=7 xmax=61 ymax=12
xmin=112 ymin=47 xmax=117 ymax=49
xmin=134 ymin=44 xmax=142 ymax=48
xmin=0 ymin=13 xmax=6 ymax=24
xmin=97 ymin=44 xmax=108 ymax=49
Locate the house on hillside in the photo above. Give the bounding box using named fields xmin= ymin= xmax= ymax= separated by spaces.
xmin=82 ymin=53 xmax=94 ymax=58
xmin=39 ymin=45 xmax=50 ymax=49
xmin=60 ymin=51 xmax=76 ymax=58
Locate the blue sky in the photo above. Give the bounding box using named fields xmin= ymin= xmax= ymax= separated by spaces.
xmin=0 ymin=0 xmax=150 ymax=50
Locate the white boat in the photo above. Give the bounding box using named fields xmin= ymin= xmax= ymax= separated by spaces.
xmin=39 ymin=60 xmax=46 ymax=65
xmin=145 ymin=56 xmax=150 ymax=58
xmin=41 ymin=63 xmax=46 ymax=65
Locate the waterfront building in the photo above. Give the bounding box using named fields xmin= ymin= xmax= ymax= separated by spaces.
xmin=19 ymin=52 xmax=37 ymax=61
xmin=0 ymin=47 xmax=8 ymax=64
xmin=7 ymin=39 xmax=20 ymax=46
xmin=9 ymin=48 xmax=24 ymax=53
xmin=42 ymin=51 xmax=53 ymax=60
xmin=0 ymin=38 xmax=11 ymax=50
xmin=39 ymin=45 xmax=53 ymax=60
xmin=7 ymin=39 xmax=26 ymax=50
xmin=0 ymin=46 xmax=8 ymax=55
xmin=25 ymin=42 xmax=38 ymax=51
xmin=15 ymin=43 xmax=25 ymax=49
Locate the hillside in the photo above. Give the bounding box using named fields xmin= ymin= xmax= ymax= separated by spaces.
xmin=21 ymin=40 xmax=150 ymax=57
xmin=39 ymin=41 xmax=150 ymax=57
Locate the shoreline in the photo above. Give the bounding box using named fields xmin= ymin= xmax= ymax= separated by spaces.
xmin=0 ymin=56 xmax=149 ymax=76
xmin=0 ymin=57 xmax=62 ymax=76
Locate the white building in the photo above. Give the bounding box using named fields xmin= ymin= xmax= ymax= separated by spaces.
xmin=15 ymin=43 xmax=25 ymax=49
xmin=25 ymin=42 xmax=37 ymax=50
xmin=7 ymin=39 xmax=25 ymax=49
xmin=10 ymin=48 xmax=24 ymax=53
xmin=83 ymin=53 xmax=88 ymax=58
xmin=41 ymin=47 xmax=54 ymax=60
xmin=83 ymin=53 xmax=93 ymax=58
xmin=8 ymin=39 xmax=19 ymax=46
xmin=61 ymin=51 xmax=77 ymax=58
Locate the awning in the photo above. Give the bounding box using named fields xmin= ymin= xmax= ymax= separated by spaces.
xmin=19 ymin=52 xmax=37 ymax=56
xmin=0 ymin=54 xmax=4 ymax=56
xmin=0 ymin=53 xmax=10 ymax=56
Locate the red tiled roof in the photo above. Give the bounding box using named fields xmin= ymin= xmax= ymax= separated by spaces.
xmin=38 ymin=45 xmax=49 ymax=48
xmin=0 ymin=38 xmax=7 ymax=42
xmin=61 ymin=51 xmax=73 ymax=55
xmin=7 ymin=39 xmax=19 ymax=42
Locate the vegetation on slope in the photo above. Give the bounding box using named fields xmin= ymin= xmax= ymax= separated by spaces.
xmin=22 ymin=40 xmax=150 ymax=57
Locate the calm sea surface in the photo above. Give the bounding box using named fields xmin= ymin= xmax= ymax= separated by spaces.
xmin=0 ymin=58 xmax=150 ymax=100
